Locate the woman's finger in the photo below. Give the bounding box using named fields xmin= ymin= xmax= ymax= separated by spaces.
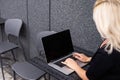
xmin=61 ymin=61 xmax=67 ymax=65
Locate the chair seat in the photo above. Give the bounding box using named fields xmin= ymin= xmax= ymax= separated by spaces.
xmin=0 ymin=41 xmax=18 ymax=54
xmin=12 ymin=61 xmax=46 ymax=80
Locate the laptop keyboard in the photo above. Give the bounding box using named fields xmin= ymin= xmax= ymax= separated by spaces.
xmin=55 ymin=55 xmax=77 ymax=67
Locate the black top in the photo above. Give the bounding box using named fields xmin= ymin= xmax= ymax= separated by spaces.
xmin=86 ymin=47 xmax=120 ymax=80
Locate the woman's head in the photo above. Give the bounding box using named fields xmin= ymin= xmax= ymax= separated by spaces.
xmin=93 ymin=0 xmax=120 ymax=53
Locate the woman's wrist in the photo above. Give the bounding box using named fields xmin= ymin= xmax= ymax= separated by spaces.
xmin=74 ymin=66 xmax=89 ymax=80
xmin=74 ymin=65 xmax=82 ymax=72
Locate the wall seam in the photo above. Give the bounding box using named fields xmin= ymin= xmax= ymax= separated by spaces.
xmin=26 ymin=0 xmax=30 ymax=59
xmin=49 ymin=0 xmax=51 ymax=31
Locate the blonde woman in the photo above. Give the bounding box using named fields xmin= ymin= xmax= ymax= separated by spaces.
xmin=62 ymin=0 xmax=120 ymax=80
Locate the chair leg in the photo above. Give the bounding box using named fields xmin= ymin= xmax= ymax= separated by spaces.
xmin=44 ymin=74 xmax=47 ymax=80
xmin=0 ymin=26 xmax=3 ymax=41
xmin=44 ymin=74 xmax=50 ymax=80
xmin=0 ymin=55 xmax=5 ymax=80
xmin=11 ymin=50 xmax=16 ymax=61
xmin=48 ymin=74 xmax=50 ymax=80
xmin=13 ymin=71 xmax=16 ymax=80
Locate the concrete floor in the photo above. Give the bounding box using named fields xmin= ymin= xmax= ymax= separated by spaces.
xmin=0 ymin=68 xmax=13 ymax=80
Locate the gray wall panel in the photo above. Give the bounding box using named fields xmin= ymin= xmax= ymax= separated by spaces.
xmin=0 ymin=0 xmax=29 ymax=60
xmin=28 ymin=0 xmax=49 ymax=57
xmin=51 ymin=0 xmax=102 ymax=54
xmin=0 ymin=0 xmax=2 ymax=17
xmin=1 ymin=0 xmax=27 ymax=21
xmin=0 ymin=0 xmax=2 ymax=40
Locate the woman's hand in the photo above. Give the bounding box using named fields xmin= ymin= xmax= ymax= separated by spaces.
xmin=100 ymin=39 xmax=108 ymax=48
xmin=62 ymin=58 xmax=89 ymax=80
xmin=61 ymin=58 xmax=80 ymax=71
xmin=73 ymin=52 xmax=91 ymax=63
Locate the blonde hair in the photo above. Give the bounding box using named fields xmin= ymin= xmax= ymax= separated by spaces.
xmin=93 ymin=0 xmax=120 ymax=53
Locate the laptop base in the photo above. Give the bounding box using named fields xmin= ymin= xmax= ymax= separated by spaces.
xmin=48 ymin=63 xmax=74 ymax=75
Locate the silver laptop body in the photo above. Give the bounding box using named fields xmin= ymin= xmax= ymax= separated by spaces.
xmin=41 ymin=30 xmax=87 ymax=75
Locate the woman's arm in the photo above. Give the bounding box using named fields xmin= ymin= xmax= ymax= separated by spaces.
xmin=75 ymin=67 xmax=89 ymax=80
xmin=62 ymin=58 xmax=89 ymax=80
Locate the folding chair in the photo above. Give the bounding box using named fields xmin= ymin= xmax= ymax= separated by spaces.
xmin=0 ymin=19 xmax=23 ymax=80
xmin=11 ymin=32 xmax=52 ymax=80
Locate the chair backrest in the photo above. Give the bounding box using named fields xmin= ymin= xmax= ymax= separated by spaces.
xmin=5 ymin=19 xmax=23 ymax=37
xmin=36 ymin=31 xmax=56 ymax=57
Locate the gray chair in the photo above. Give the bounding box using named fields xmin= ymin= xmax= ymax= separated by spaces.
xmin=0 ymin=19 xmax=23 ymax=80
xmin=11 ymin=32 xmax=52 ymax=80
xmin=12 ymin=62 xmax=46 ymax=80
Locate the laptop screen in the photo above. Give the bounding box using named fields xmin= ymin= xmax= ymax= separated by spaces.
xmin=42 ymin=30 xmax=74 ymax=63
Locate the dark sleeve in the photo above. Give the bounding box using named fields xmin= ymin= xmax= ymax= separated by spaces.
xmin=86 ymin=48 xmax=113 ymax=80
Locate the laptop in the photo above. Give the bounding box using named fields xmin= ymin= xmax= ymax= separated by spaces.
xmin=42 ymin=29 xmax=87 ymax=75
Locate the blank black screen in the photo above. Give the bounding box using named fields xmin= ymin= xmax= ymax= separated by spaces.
xmin=42 ymin=30 xmax=74 ymax=63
